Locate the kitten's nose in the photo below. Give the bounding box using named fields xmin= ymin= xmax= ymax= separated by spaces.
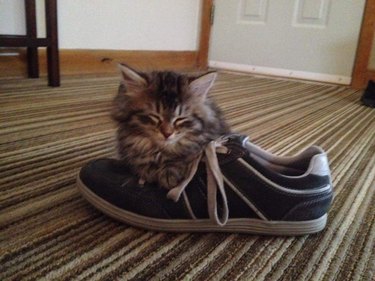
xmin=160 ymin=123 xmax=173 ymax=139
xmin=162 ymin=131 xmax=173 ymax=139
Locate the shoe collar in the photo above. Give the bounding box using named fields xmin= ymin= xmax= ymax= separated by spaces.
xmin=216 ymin=134 xmax=250 ymax=165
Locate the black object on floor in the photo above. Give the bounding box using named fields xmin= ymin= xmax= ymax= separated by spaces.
xmin=361 ymin=80 xmax=375 ymax=108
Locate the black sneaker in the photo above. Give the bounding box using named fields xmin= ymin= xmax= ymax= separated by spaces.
xmin=76 ymin=134 xmax=333 ymax=235
xmin=361 ymin=80 xmax=375 ymax=108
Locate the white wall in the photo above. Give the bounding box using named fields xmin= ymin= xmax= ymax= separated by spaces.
xmin=0 ymin=0 xmax=201 ymax=51
xmin=0 ymin=0 xmax=26 ymax=35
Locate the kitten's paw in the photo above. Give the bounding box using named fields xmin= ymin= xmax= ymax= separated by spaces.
xmin=138 ymin=178 xmax=146 ymax=187
xmin=159 ymin=170 xmax=183 ymax=190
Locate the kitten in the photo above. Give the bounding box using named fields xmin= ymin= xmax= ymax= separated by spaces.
xmin=112 ymin=64 xmax=230 ymax=189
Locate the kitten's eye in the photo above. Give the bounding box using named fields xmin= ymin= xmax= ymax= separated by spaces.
xmin=138 ymin=114 xmax=161 ymax=126
xmin=149 ymin=114 xmax=162 ymax=124
xmin=173 ymin=117 xmax=192 ymax=128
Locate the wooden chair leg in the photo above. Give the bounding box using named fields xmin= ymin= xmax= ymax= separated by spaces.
xmin=47 ymin=46 xmax=60 ymax=87
xmin=45 ymin=0 xmax=60 ymax=87
xmin=27 ymin=47 xmax=39 ymax=78
xmin=25 ymin=0 xmax=39 ymax=78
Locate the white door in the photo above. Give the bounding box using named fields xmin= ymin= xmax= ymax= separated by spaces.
xmin=209 ymin=0 xmax=366 ymax=84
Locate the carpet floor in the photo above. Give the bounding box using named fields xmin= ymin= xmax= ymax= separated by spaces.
xmin=1 ymin=73 xmax=374 ymax=281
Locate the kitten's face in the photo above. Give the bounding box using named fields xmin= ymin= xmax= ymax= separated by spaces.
xmin=113 ymin=65 xmax=217 ymax=149
xmin=131 ymin=98 xmax=202 ymax=145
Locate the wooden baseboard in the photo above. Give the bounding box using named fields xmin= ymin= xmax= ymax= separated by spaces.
xmin=0 ymin=49 xmax=199 ymax=78
xmin=210 ymin=61 xmax=351 ymax=85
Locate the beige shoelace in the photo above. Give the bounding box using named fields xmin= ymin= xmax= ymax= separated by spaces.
xmin=167 ymin=138 xmax=230 ymax=226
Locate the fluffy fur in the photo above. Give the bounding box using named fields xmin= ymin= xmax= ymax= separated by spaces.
xmin=112 ymin=64 xmax=230 ymax=189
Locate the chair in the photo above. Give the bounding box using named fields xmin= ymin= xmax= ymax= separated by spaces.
xmin=0 ymin=0 xmax=60 ymax=86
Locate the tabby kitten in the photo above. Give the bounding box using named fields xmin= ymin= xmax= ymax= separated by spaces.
xmin=112 ymin=64 xmax=230 ymax=189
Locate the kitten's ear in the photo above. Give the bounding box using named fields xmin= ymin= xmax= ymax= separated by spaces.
xmin=118 ymin=63 xmax=148 ymax=92
xmin=189 ymin=72 xmax=217 ymax=101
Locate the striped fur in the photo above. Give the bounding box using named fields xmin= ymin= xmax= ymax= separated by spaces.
xmin=112 ymin=66 xmax=229 ymax=189
xmin=0 ymin=73 xmax=374 ymax=280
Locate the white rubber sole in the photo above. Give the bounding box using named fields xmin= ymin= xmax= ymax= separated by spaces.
xmin=77 ymin=175 xmax=327 ymax=236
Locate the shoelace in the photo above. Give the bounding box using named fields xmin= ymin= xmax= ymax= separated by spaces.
xmin=166 ymin=137 xmax=229 ymax=226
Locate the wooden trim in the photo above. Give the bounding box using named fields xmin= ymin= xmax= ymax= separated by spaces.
xmin=196 ymin=0 xmax=214 ymax=69
xmin=367 ymin=70 xmax=375 ymax=81
xmin=0 ymin=49 xmax=199 ymax=77
xmin=52 ymin=50 xmax=198 ymax=74
xmin=351 ymin=0 xmax=375 ymax=89
xmin=210 ymin=60 xmax=351 ymax=85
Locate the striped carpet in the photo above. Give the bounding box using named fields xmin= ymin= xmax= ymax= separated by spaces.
xmin=1 ymin=73 xmax=374 ymax=281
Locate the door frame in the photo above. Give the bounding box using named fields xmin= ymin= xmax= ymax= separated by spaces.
xmin=197 ymin=0 xmax=214 ymax=69
xmin=352 ymin=0 xmax=375 ymax=89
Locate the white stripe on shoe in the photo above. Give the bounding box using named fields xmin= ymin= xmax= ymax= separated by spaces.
xmin=223 ymin=175 xmax=269 ymax=221
xmin=183 ymin=191 xmax=197 ymax=220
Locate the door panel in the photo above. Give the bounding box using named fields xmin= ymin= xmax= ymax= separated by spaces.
xmin=239 ymin=0 xmax=268 ymax=24
xmin=293 ymin=0 xmax=330 ymax=27
xmin=209 ymin=0 xmax=366 ymax=84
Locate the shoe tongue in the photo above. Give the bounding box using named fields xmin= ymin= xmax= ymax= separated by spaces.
xmin=217 ymin=134 xmax=249 ymax=164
